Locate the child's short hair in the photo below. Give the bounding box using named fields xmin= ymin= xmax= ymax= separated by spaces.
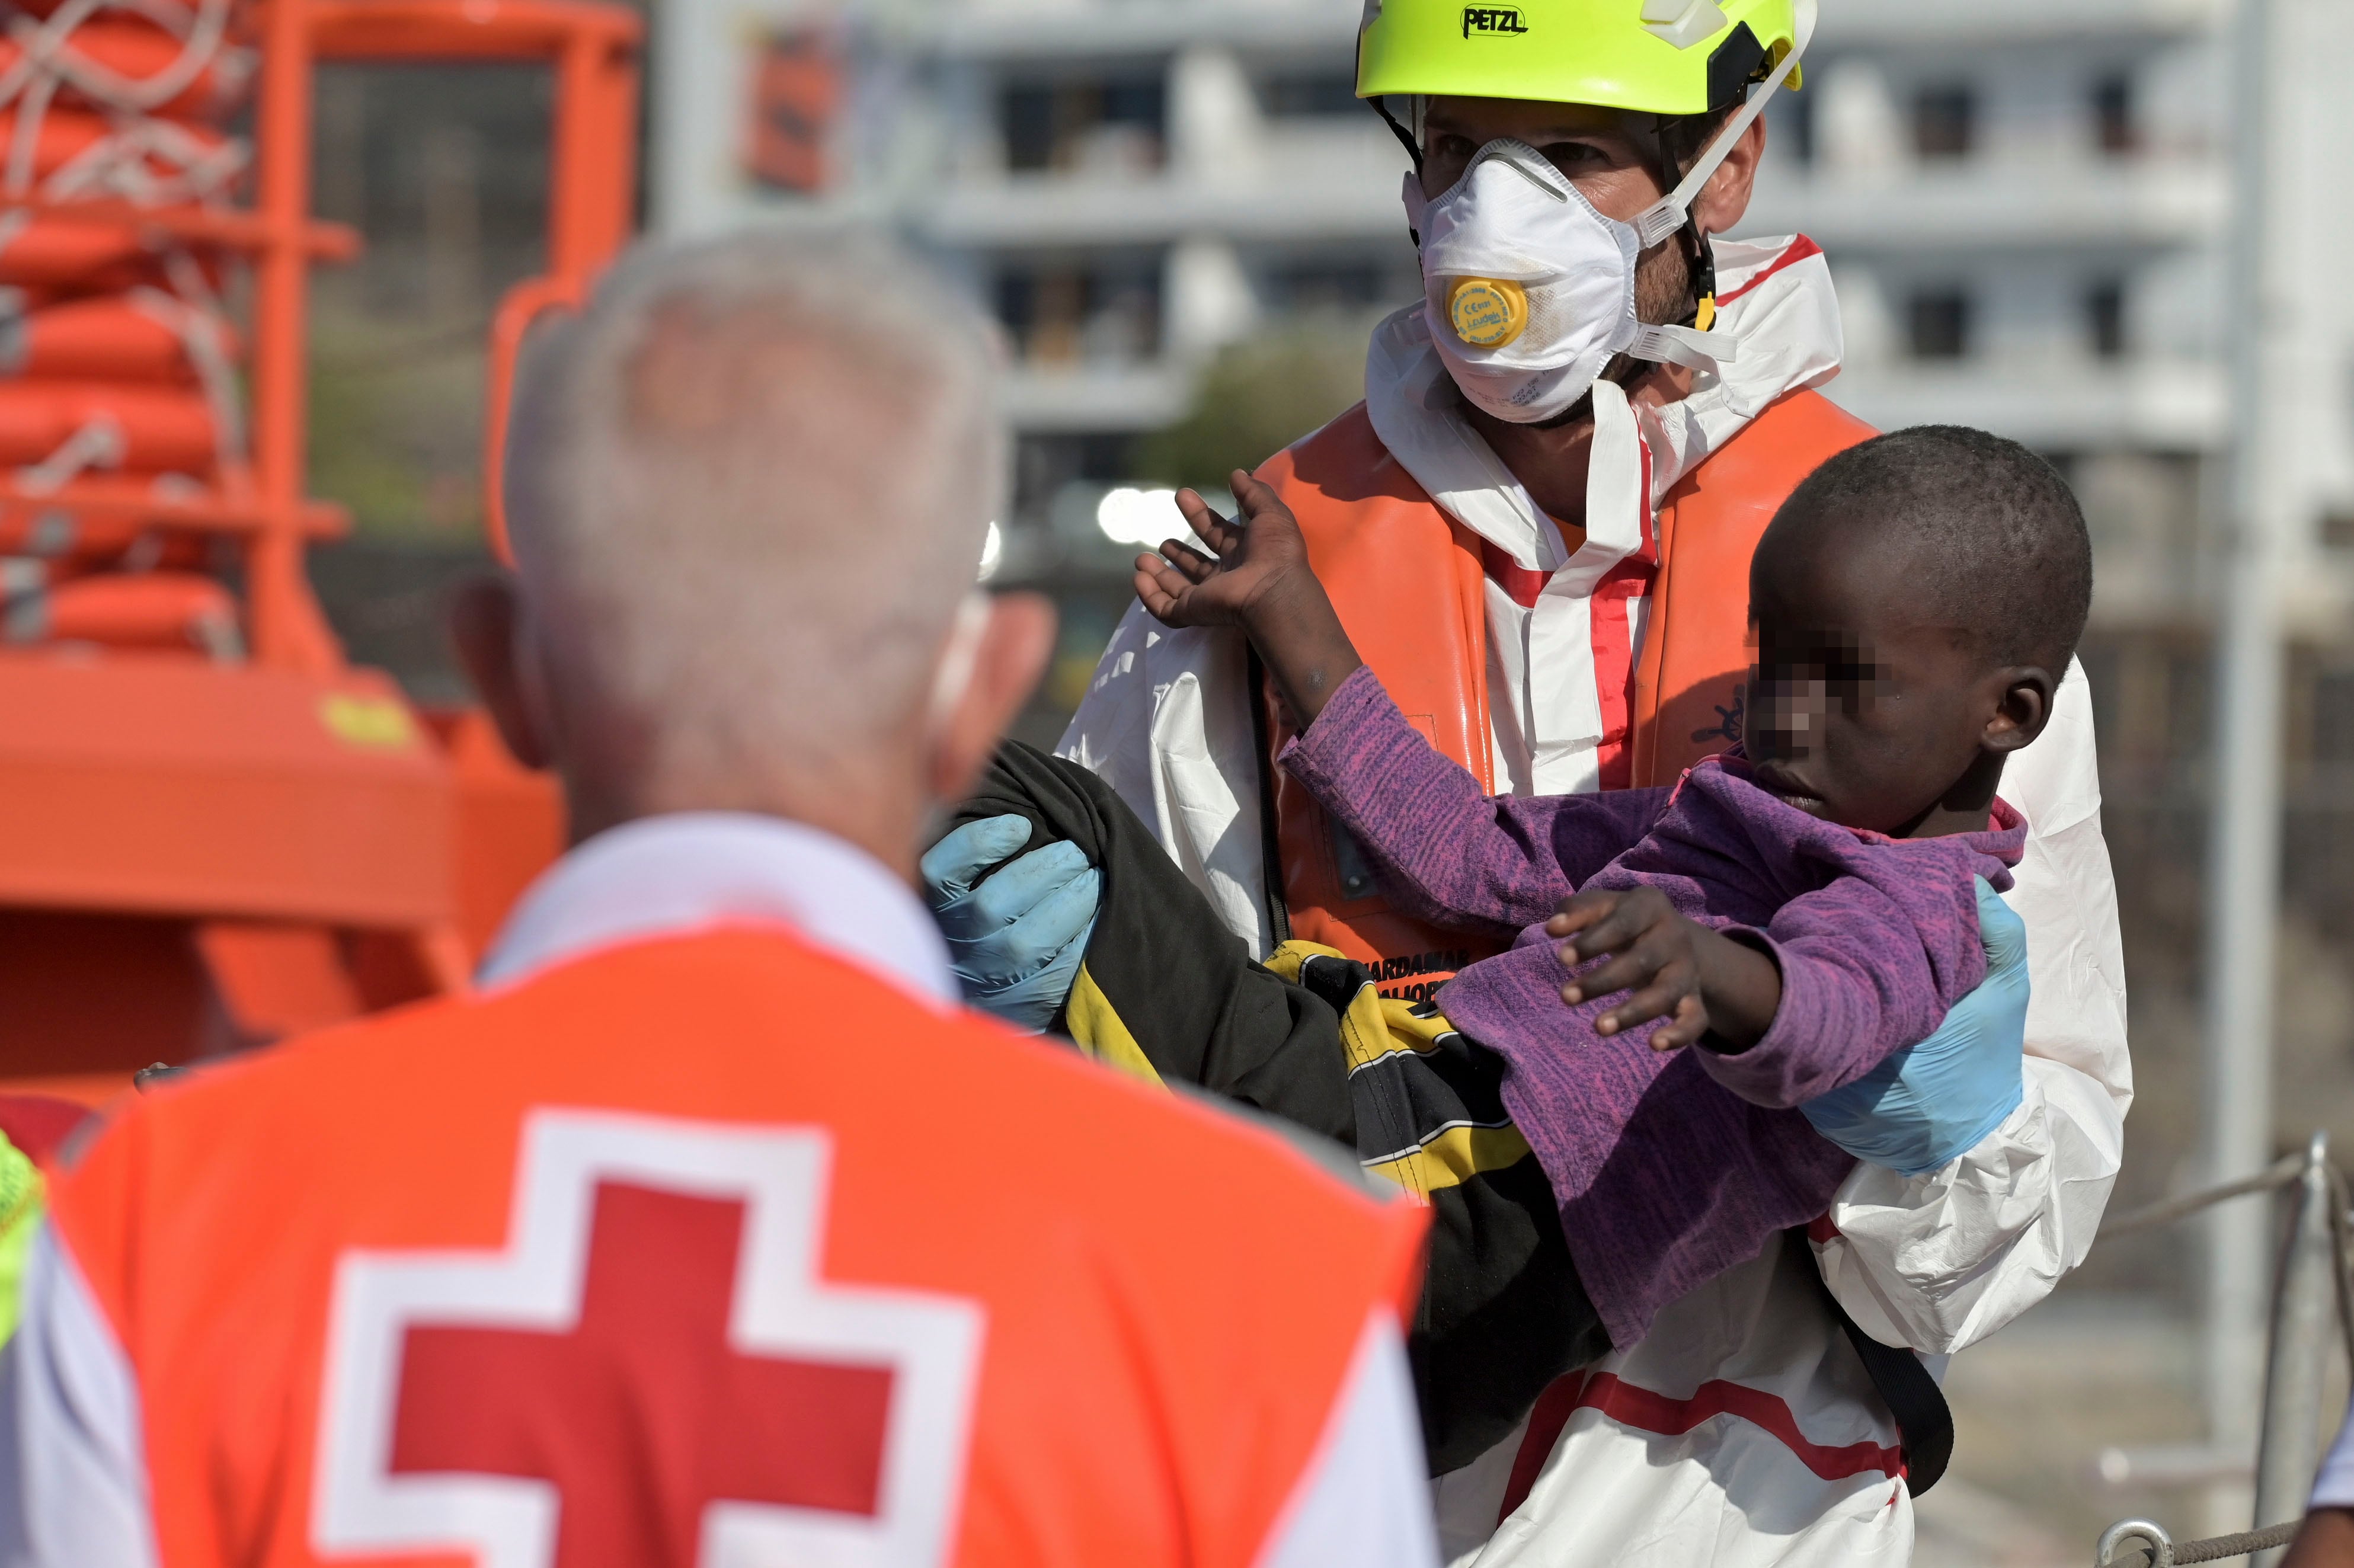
xmin=1776 ymin=425 xmax=2094 ymax=671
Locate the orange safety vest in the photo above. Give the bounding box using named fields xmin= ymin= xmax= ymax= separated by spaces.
xmin=1257 ymin=391 xmax=1876 ymax=990
xmin=50 ymin=927 xmax=1427 ymax=1568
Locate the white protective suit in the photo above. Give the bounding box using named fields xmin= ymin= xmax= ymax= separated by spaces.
xmin=1057 ymin=236 xmax=2132 ymax=1566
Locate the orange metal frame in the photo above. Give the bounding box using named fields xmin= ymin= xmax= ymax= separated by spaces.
xmin=0 ymin=0 xmax=639 ymax=1101
xmin=303 ymin=0 xmax=642 ymax=571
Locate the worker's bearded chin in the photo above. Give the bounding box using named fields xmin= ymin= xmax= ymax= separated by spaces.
xmin=1632 ymin=235 xmax=1696 ymax=335
xmin=1524 ymin=238 xmax=1696 ymax=432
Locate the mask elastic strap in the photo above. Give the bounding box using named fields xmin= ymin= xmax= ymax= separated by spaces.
xmin=1630 ymin=321 xmax=1738 ymax=370
xmin=1630 ymin=0 xmax=1817 ymax=249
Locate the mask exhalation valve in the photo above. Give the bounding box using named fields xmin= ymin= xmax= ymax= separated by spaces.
xmin=1448 ymin=277 xmax=1528 ymax=348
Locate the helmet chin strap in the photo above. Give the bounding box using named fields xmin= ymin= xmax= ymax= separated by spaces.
xmin=1371 ymin=92 xmax=1424 ymax=176
xmin=1683 ymin=223 xmax=1719 ymax=333
xmin=1634 ymin=0 xmax=1819 ymax=360
xmin=1629 ymin=0 xmax=1816 ymax=250
xmin=1633 ymin=114 xmax=1723 ymax=335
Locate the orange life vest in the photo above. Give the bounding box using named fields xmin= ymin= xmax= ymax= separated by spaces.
xmin=1256 ymin=390 xmax=1876 ymax=990
xmin=50 ymin=926 xmax=1427 ymax=1568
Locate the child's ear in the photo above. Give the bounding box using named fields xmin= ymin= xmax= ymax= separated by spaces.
xmin=1983 ymin=666 xmax=2057 ymax=754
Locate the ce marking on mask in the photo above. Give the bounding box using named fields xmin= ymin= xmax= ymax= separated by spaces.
xmin=1461 ymin=5 xmax=1528 ymax=39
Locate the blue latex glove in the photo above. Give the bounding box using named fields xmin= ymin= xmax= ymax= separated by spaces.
xmin=1799 ymin=878 xmax=2029 ymax=1177
xmin=919 ymin=814 xmax=1101 ymax=1032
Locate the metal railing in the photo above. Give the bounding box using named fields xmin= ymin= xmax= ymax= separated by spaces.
xmin=2091 ymin=1131 xmax=2353 ymax=1567
xmin=2095 ymin=1519 xmax=2301 ymax=1568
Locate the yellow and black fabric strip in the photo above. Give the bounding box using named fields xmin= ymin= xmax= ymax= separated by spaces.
xmin=1263 ymin=941 xmax=1534 ymax=1199
xmin=1059 ymin=959 xmax=1165 ymax=1090
xmin=1264 ymin=939 xmax=1609 ymax=1471
xmin=939 ymin=744 xmax=1610 ymax=1474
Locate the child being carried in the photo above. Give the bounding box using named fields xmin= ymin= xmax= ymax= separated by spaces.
xmin=936 ymin=425 xmax=2084 ymax=1473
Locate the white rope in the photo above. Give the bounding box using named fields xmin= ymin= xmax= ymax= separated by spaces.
xmin=127 ymin=282 xmax=241 ymax=459
xmin=15 ymin=414 xmax=124 ymax=493
xmin=0 ymin=0 xmax=233 ymax=120
xmin=0 ymin=0 xmax=250 ymax=481
xmin=0 ymin=0 xmax=248 ymax=242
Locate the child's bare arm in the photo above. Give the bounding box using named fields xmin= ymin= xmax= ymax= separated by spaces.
xmin=1134 ymin=470 xmax=1362 ymax=728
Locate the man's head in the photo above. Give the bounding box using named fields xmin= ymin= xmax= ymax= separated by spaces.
xmin=1744 ymin=427 xmax=2094 ymax=837
xmin=1415 ymin=94 xmax=1761 ymax=335
xmin=1364 ymin=0 xmax=1799 ymax=343
xmin=453 ymin=230 xmax=1054 ymax=872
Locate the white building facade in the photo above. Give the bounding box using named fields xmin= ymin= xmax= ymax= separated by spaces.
xmin=647 ymin=0 xmax=2353 ymax=607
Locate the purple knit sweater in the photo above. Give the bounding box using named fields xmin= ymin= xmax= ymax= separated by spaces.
xmin=1281 ymin=665 xmax=2027 ymax=1348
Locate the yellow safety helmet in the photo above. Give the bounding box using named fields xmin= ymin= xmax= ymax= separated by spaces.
xmin=1357 ymin=0 xmax=1803 ymax=119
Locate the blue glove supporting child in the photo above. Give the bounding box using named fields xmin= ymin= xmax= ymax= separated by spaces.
xmin=919 ymin=814 xmax=1101 ymax=1033
xmin=1799 ymin=877 xmax=2030 ymax=1177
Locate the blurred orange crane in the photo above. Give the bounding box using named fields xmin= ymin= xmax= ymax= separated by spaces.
xmin=0 ymin=0 xmax=637 ymax=1103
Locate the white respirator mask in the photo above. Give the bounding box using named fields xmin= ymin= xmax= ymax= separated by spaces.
xmin=1400 ymin=0 xmax=1812 ymax=425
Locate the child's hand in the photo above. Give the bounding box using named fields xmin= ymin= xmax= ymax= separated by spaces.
xmin=1133 ymin=469 xmax=1364 ymax=727
xmin=1546 ymin=887 xmax=1782 ymax=1052
xmin=1134 ymin=470 xmax=1314 ymax=633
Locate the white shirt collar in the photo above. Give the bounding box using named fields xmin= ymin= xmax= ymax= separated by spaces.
xmin=478 ymin=811 xmax=957 ymax=1004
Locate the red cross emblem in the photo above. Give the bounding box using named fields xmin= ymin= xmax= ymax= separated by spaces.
xmin=314 ymin=1111 xmax=985 ymax=1568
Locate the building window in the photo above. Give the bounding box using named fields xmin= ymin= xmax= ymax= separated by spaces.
xmin=1911 ymin=85 xmax=1975 ymax=160
xmin=1265 ymin=261 xmax=1395 ymax=313
xmin=2087 ymin=279 xmax=2126 ymax=360
xmin=2091 ymin=73 xmax=2136 ymax=155
xmin=1906 ymin=288 xmax=1971 ymax=359
xmin=1000 ymin=76 xmax=1166 ymax=175
xmin=1259 ymin=71 xmax=1360 ymax=119
xmin=994 ymin=260 xmax=1163 ymax=367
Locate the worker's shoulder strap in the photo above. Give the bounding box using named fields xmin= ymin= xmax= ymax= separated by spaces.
xmin=1788 ymin=1228 xmax=1953 ymax=1496
xmin=1257 ymin=402 xmax=1491 ymax=789
xmin=1248 ymin=407 xmax=1503 ymax=977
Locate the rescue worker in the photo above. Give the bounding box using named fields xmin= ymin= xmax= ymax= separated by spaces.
xmin=942 ymin=2 xmax=2132 ymax=1561
xmin=0 ymin=231 xmax=1444 ymax=1568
